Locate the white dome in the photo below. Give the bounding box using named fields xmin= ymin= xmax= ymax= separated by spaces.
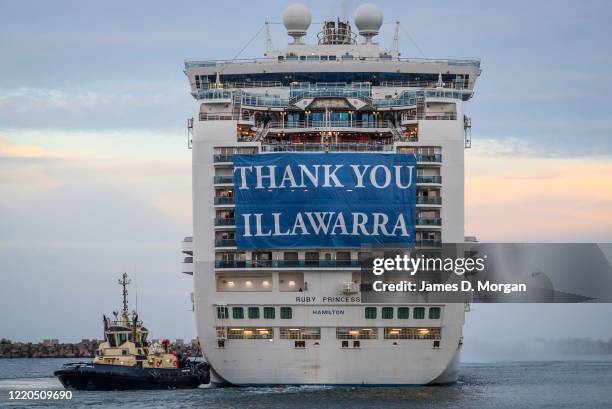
xmin=282 ymin=3 xmax=312 ymax=35
xmin=354 ymin=3 xmax=383 ymax=35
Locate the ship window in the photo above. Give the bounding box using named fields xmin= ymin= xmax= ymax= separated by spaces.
xmin=336 ymin=328 xmax=378 ymax=340
xmin=232 ymin=307 xmax=244 ymax=319
xmin=217 ymin=340 xmax=225 ymax=348
xmin=384 ymin=327 xmax=441 ymax=340
xmin=217 ymin=306 xmax=229 ymax=319
xmin=341 ymin=340 xmax=349 ymax=348
xmin=413 ymin=307 xmax=425 ymax=319
xmin=248 ymin=307 xmax=260 ymax=319
xmin=353 ymin=340 xmax=360 ymax=348
xmin=382 ymin=307 xmax=394 ymax=319
xmin=117 ymin=333 xmax=128 ymax=345
xmin=264 ymin=307 xmax=275 ymax=319
xmin=364 ymin=307 xmax=377 ymax=319
xmin=329 ymin=55 xmax=337 ymax=61
xmin=398 ymin=307 xmax=410 ymax=319
xmin=280 ymin=327 xmax=321 ymax=340
xmin=294 ymin=341 xmax=306 ymax=348
xmin=227 ymin=327 xmax=273 ymax=340
xmin=280 ymin=307 xmax=292 ymax=319
xmin=433 ymin=340 xmax=440 ymax=348
xmin=429 ymin=307 xmax=441 ymax=319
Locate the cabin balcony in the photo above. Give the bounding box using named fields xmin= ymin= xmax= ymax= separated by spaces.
xmin=416 ymin=175 xmax=442 ymax=185
xmin=214 ymin=218 xmax=236 ymax=227
xmin=214 ymin=196 xmax=235 ymax=207
xmin=214 ymin=259 xmax=361 ymax=270
xmin=213 ymin=176 xmax=233 ymax=185
xmin=262 ymin=120 xmax=394 ymax=133
xmin=416 ymin=196 xmax=442 ymax=206
xmin=182 ymin=256 xmax=193 ymax=275
xmin=181 ymin=236 xmax=193 ymax=255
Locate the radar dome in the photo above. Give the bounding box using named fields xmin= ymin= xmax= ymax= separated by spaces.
xmin=354 ymin=3 xmax=383 ymax=35
xmin=283 ymin=3 xmax=312 ymax=36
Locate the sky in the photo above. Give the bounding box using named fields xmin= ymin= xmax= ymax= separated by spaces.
xmin=1 ymin=0 xmax=612 ymax=354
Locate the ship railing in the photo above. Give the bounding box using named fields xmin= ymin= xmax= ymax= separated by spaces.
xmin=215 ymin=260 xmax=362 ymax=269
xmin=373 ymin=98 xmax=418 ymax=107
xmin=213 ymin=150 xmax=438 ymax=160
xmin=417 ymin=154 xmax=442 ymax=163
xmin=213 ymin=154 xmax=233 ymax=163
xmin=401 ymin=112 xmax=457 ymax=121
xmin=214 ymin=218 xmax=235 ymax=226
xmin=417 ymin=176 xmax=442 ymax=184
xmin=417 ymin=196 xmax=442 ymax=205
xmin=414 ymin=240 xmax=443 ymax=247
xmin=380 ymin=80 xmax=470 ymax=90
xmin=260 ymin=144 xmax=394 ymax=153
xmin=416 ymin=218 xmax=442 ymax=226
xmin=214 ymin=196 xmax=235 ymax=205
xmin=262 ymin=120 xmax=393 ymax=129
xmin=196 ymin=89 xmax=234 ymax=100
xmin=213 ymin=176 xmax=233 ymax=184
xmin=205 ymin=81 xmax=284 ymax=89
xmin=241 ymin=95 xmax=289 ymax=107
xmin=288 ymin=88 xmax=371 ymax=102
xmin=184 ymin=57 xmax=481 ymax=69
xmin=199 ymin=113 xmax=239 ymax=121
xmin=215 ymin=239 xmax=237 ymax=247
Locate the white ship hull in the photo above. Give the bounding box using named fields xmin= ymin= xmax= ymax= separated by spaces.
xmin=182 ymin=4 xmax=480 ymax=386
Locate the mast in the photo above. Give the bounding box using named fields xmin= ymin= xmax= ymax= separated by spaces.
xmin=118 ymin=272 xmax=131 ymax=324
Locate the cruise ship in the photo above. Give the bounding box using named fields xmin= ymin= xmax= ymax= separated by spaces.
xmin=181 ymin=3 xmax=481 ymax=385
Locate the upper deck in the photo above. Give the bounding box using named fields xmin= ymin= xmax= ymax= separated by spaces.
xmin=183 ymin=4 xmax=480 ymax=100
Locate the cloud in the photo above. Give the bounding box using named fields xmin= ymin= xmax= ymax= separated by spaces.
xmin=465 ymin=152 xmax=612 ymax=241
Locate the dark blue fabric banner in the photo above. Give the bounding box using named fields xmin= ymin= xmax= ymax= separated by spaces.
xmin=233 ymin=153 xmax=416 ymax=249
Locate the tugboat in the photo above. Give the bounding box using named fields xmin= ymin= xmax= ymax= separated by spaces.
xmin=54 ymin=273 xmax=209 ymax=390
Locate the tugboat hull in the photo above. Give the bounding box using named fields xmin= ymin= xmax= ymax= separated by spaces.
xmin=55 ymin=363 xmax=210 ymax=390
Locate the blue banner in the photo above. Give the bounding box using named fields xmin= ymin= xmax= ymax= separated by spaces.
xmin=233 ymin=153 xmax=416 ymax=249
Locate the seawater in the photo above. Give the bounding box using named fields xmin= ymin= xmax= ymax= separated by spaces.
xmin=1 ymin=358 xmax=611 ymax=408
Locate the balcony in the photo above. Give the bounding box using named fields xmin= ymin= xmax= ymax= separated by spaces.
xmin=213 ymin=154 xmax=233 ymax=163
xmin=401 ymin=112 xmax=457 ymax=124
xmin=417 ymin=154 xmax=442 ymax=163
xmin=215 ymin=239 xmax=237 ymax=247
xmin=214 ymin=218 xmax=236 ymax=226
xmin=214 ymin=196 xmax=235 ymax=205
xmin=417 ymin=197 xmax=442 ymax=205
xmin=261 ymin=143 xmax=393 ymax=153
xmin=213 ymin=176 xmax=233 ymax=185
xmin=199 ymin=113 xmax=238 ymax=121
xmin=264 ymin=120 xmax=393 ymax=131
xmin=182 ymin=256 xmax=193 ymax=275
xmin=416 ymin=218 xmax=442 ymax=226
xmin=415 ymin=240 xmax=442 ymax=248
xmin=181 ymin=236 xmax=193 ymax=255
xmin=215 ymin=260 xmax=361 ymax=269
xmin=417 ymin=176 xmax=442 ymax=184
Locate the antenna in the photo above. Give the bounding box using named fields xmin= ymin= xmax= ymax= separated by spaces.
xmin=135 ymin=272 xmax=138 ymax=315
xmin=393 ymin=21 xmax=400 ymax=53
xmin=265 ymin=21 xmax=273 ymax=52
xmin=118 ymin=272 xmax=131 ymax=323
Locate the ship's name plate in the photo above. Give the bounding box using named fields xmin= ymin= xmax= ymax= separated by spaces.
xmin=296 ymin=296 xmax=361 ymax=304
xmin=311 ymin=309 xmax=345 ymax=316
